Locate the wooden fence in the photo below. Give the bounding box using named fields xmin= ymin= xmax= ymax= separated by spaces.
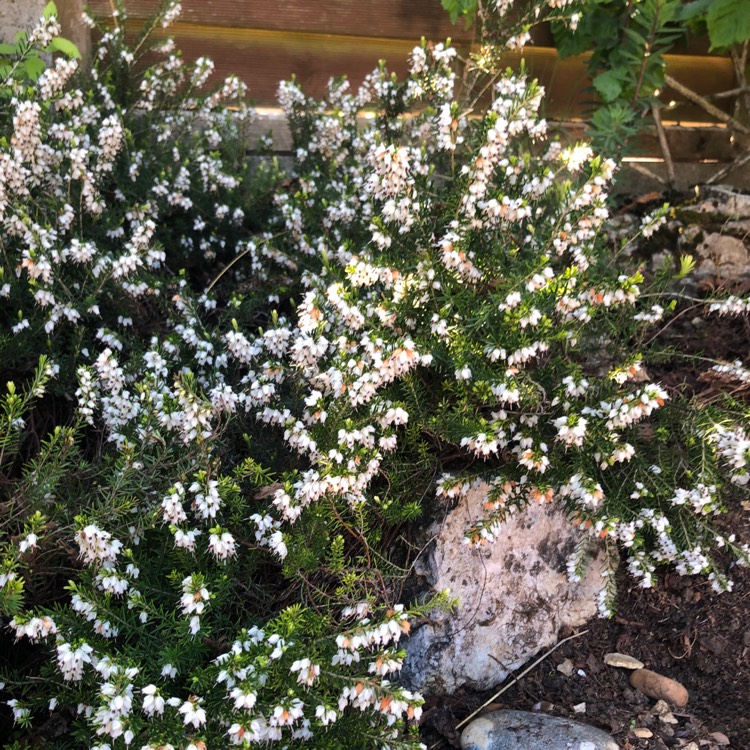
xmin=82 ymin=1 xmax=748 ymax=188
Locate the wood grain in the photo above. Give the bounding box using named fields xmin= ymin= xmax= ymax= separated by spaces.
xmin=87 ymin=0 xmax=476 ymax=41
xmin=83 ymin=3 xmax=737 ymax=130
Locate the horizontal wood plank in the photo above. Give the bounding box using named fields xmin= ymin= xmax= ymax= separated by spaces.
xmin=125 ymin=23 xmax=735 ymax=121
xmin=248 ymin=109 xmax=736 ymax=162
xmin=87 ymin=0 xmax=476 ymax=41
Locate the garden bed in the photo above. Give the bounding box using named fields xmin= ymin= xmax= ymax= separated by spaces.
xmin=421 ymin=272 xmax=750 ymax=750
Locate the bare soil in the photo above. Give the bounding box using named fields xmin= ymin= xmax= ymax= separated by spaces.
xmin=421 ymin=561 xmax=750 ymax=749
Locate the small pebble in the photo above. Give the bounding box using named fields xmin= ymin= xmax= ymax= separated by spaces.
xmin=709 ymin=731 xmax=730 ymax=745
xmin=633 ymin=727 xmax=653 ymax=738
xmin=556 ymin=658 xmax=575 ymax=676
xmin=573 ymin=702 xmax=587 ymax=714
xmin=604 ymin=652 xmax=645 ymax=670
xmin=631 ymin=669 xmax=689 ymax=707
xmin=652 ymin=699 xmax=678 ymax=724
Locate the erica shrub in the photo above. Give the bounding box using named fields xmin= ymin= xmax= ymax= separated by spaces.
xmin=1 ymin=3 xmax=749 ymax=749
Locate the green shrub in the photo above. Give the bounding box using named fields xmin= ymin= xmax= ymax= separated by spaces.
xmin=1 ymin=2 xmax=749 ymax=749
xmin=441 ymin=0 xmax=750 ymax=158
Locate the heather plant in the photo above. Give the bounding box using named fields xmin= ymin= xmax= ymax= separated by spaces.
xmin=2 ymin=2 xmax=750 ymax=749
xmin=261 ymin=42 xmax=750 ymax=610
xmin=0 ymin=3 xmax=434 ymax=748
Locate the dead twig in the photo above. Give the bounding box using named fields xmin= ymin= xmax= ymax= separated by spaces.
xmin=651 ymin=102 xmax=676 ymax=187
xmin=664 ymin=74 xmax=750 ymax=137
xmin=706 ymin=148 xmax=750 ymax=185
xmin=454 ymin=629 xmax=590 ymax=732
xmin=625 ymin=161 xmax=667 ymax=185
xmin=706 ymin=86 xmax=750 ymax=101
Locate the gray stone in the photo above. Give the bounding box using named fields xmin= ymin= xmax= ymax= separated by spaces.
xmin=460 ymin=710 xmax=620 ymax=750
xmin=603 ymin=652 xmax=644 ymax=670
xmin=0 ymin=0 xmax=45 ymax=44
xmin=691 ymin=232 xmax=750 ymax=282
xmin=401 ymin=485 xmax=606 ymax=693
xmin=693 ymin=185 xmax=750 ymax=219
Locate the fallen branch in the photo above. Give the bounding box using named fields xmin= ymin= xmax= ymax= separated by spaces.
xmin=706 ymin=148 xmax=750 ymax=185
xmin=664 ymin=74 xmax=750 ymax=136
xmin=651 ymin=102 xmax=676 ymax=187
xmin=454 ymin=629 xmax=590 ymax=732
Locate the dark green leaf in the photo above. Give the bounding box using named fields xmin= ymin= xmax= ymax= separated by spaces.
xmin=676 ymin=0 xmax=712 ymax=22
xmin=593 ymin=69 xmax=624 ymax=102
xmin=707 ymin=0 xmax=750 ymax=50
xmin=49 ymin=37 xmax=82 ymax=59
xmin=440 ymin=0 xmax=477 ymax=26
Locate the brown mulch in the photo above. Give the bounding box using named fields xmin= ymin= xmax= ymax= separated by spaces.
xmin=420 ymin=560 xmax=750 ymax=749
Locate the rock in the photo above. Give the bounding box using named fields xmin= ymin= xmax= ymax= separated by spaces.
xmin=708 ymin=734 xmax=730 ymax=747
xmin=632 ymin=727 xmax=653 ymax=738
xmin=460 ymin=710 xmax=620 ymax=750
xmin=651 ymin=699 xmax=679 ymax=723
xmin=695 ymin=234 xmax=749 ymax=280
xmin=693 ymin=186 xmax=750 ymax=219
xmin=631 ymin=669 xmax=689 ymax=707
xmin=401 ymin=485 xmax=607 ymax=693
xmin=604 ymin=652 xmax=645 ymax=670
xmin=573 ymin=702 xmax=587 ymax=714
xmin=557 ymin=658 xmax=575 ymax=676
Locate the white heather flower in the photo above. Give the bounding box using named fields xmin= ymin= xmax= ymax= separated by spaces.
xmin=553 ymin=415 xmax=588 ymax=447
xmin=141 ymin=685 xmax=164 ymax=717
xmin=56 ymin=641 xmax=93 ymax=681
xmin=230 ymin=686 xmax=257 ymax=711
xmin=173 ymin=527 xmax=201 ymax=551
xmin=178 ymin=697 xmax=206 ymax=728
xmin=75 ymin=525 xmax=122 ymax=565
xmin=270 ymin=698 xmax=305 ymax=727
xmin=562 ymin=144 xmax=593 ymax=172
xmin=18 ymin=533 xmax=38 ymax=553
xmin=9 ymin=615 xmax=57 ymax=642
xmin=290 ymin=658 xmax=320 ymax=686
xmin=71 ymin=593 xmax=97 ymax=621
xmin=315 ymin=704 xmax=337 ymax=725
xmin=708 ymin=295 xmax=750 ymax=316
xmin=7 ymin=698 xmax=30 ymax=724
xmin=190 ymin=478 xmax=222 ymax=519
xmin=208 ymin=530 xmax=237 ymax=560
xmin=180 ymin=575 xmax=210 ymax=616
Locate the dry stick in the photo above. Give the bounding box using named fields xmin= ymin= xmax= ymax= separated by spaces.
xmin=731 ymin=41 xmax=750 ymax=122
xmin=205 ymin=232 xmax=284 ymax=293
xmin=664 ymin=74 xmax=750 ymax=137
xmin=627 ymin=161 xmax=667 ymax=185
xmin=706 ymin=148 xmax=750 ymax=185
xmin=708 ymin=86 xmax=750 ymax=101
xmin=453 ymin=629 xmax=590 ymax=732
xmin=651 ymin=102 xmax=676 ymax=187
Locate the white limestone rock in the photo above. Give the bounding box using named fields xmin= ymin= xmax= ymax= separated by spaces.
xmin=401 ymin=484 xmax=607 ymax=693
